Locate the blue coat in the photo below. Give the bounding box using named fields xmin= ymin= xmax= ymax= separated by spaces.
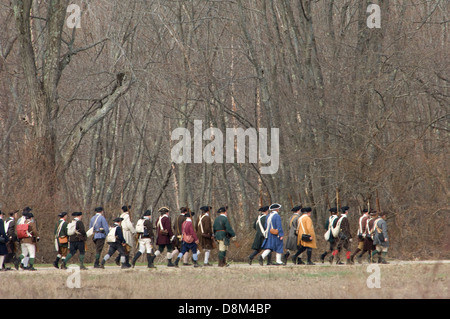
xmin=261 ymin=212 xmax=284 ymax=253
xmin=90 ymin=214 xmax=109 ymax=239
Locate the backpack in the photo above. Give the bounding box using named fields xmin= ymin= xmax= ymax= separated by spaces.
xmin=106 ymin=226 xmax=117 ymax=243
xmin=331 ymin=216 xmax=344 ymax=238
xmin=17 ymin=223 xmax=31 ymax=239
xmin=67 ymin=220 xmax=78 ymax=236
xmin=324 ymin=215 xmax=337 ymax=240
xmin=136 ymin=219 xmax=145 ymax=233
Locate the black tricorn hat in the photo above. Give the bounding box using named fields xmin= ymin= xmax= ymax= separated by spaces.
xmin=301 ymin=207 xmax=312 ymax=213
xmin=200 ymin=206 xmax=212 ymax=212
xmin=341 ymin=206 xmax=350 ymax=212
xmin=94 ymin=207 xmax=104 ymax=213
xmin=58 ymin=212 xmax=68 ymax=218
xmin=291 ymin=205 xmax=302 ymax=212
xmin=143 ymin=210 xmax=151 ymax=216
xmin=216 ymin=206 xmax=228 ymax=214
xmin=329 ymin=207 xmax=338 ymax=213
xmin=113 ymin=217 xmax=124 ymax=222
xmin=72 ymin=212 xmax=82 ymax=216
xmin=259 ymin=206 xmax=269 ymax=212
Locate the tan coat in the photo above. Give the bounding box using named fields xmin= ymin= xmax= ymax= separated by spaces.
xmin=296 ymin=214 xmax=317 ymax=248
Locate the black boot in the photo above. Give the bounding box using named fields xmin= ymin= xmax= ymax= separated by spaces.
xmin=147 ymin=255 xmax=156 ymax=268
xmin=173 ymin=257 xmax=180 ymax=267
xmin=53 ymin=257 xmax=60 ymax=269
xmin=132 ymin=252 xmax=142 ymax=268
xmin=320 ymin=252 xmax=327 ymax=263
xmin=193 ymin=260 xmax=201 ymax=268
xmin=282 ymin=251 xmax=290 ymax=265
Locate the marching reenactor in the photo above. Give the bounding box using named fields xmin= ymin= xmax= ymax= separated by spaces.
xmin=358 ymin=210 xmax=378 ymax=263
xmin=0 ymin=211 xmax=9 ymax=270
xmin=283 ymin=205 xmax=302 ymax=265
xmin=320 ymin=207 xmax=339 ymax=263
xmin=350 ymin=208 xmax=369 ymax=263
xmin=3 ymin=211 xmax=19 ymax=270
xmin=333 ymin=206 xmax=353 ymax=264
xmin=174 ymin=210 xmax=201 ymax=267
xmin=53 ymin=212 xmax=69 ymax=269
xmin=63 ymin=212 xmax=87 ymax=270
xmin=172 ymin=207 xmax=187 ymax=265
xmin=292 ymin=207 xmax=316 ymax=265
xmin=17 ymin=210 xmax=40 ymax=270
xmin=90 ymin=207 xmax=109 ymax=268
xmin=371 ymin=211 xmax=390 ymax=264
xmin=259 ymin=203 xmax=285 ymax=266
xmin=195 ymin=206 xmax=214 ymax=266
xmin=117 ymin=205 xmax=135 ymax=268
xmin=132 ymin=210 xmax=155 ymax=268
xmin=248 ymin=206 xmax=271 ymax=265
xmin=213 ymin=206 xmax=236 ymax=267
xmin=101 ymin=217 xmax=130 ymax=269
xmin=153 ymin=207 xmax=176 ymax=267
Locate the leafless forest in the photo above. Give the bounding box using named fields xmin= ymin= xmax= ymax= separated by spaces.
xmin=0 ymin=1 xmax=448 ymax=262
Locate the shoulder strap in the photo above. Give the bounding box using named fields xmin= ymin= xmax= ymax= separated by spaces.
xmin=56 ymin=220 xmax=64 ymax=237
xmin=299 ymin=215 xmax=307 ymax=233
xmin=92 ymin=215 xmax=101 ymax=229
xmin=198 ymin=215 xmax=206 ymax=234
xmin=256 ymin=215 xmax=265 ymax=235
xmin=289 ymin=214 xmax=299 ymax=228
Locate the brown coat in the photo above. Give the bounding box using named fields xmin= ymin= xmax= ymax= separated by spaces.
xmin=296 ymin=214 xmax=317 ymax=248
xmin=195 ymin=213 xmax=214 ymax=249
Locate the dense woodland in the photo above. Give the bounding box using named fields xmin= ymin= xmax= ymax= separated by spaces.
xmin=0 ymin=0 xmax=448 ymax=262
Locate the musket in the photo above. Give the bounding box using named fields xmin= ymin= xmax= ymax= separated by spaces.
xmin=376 ymin=189 xmax=381 ymax=213
xmin=336 ymin=187 xmax=341 ymax=211
xmin=288 ymin=194 xmax=294 ymax=208
xmin=298 ymin=192 xmax=303 ymax=206
xmin=325 ymin=193 xmax=331 ymax=209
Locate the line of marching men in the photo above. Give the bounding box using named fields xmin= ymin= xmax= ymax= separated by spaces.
xmin=248 ymin=203 xmax=389 ymax=266
xmin=0 ymin=202 xmax=389 ymax=271
xmin=0 ymin=205 xmax=236 ymax=270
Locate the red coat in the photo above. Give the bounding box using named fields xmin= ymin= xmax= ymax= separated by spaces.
xmin=156 ymin=214 xmax=173 ymax=245
xmin=182 ymin=218 xmax=198 ymax=243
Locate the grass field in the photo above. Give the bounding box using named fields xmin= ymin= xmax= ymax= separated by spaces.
xmin=0 ymin=260 xmax=448 ymax=299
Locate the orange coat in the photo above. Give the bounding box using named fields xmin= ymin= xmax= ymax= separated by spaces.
xmin=296 ymin=214 xmax=317 ymax=248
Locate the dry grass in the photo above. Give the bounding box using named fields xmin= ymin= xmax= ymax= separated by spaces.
xmin=0 ymin=262 xmax=448 ymax=299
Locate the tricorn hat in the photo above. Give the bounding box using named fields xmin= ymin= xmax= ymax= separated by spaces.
xmin=291 ymin=205 xmax=302 ymax=212
xmin=269 ymin=203 xmax=281 ymax=210
xmin=58 ymin=212 xmax=68 ymax=218
xmin=113 ymin=217 xmax=124 ymax=223
xmin=143 ymin=210 xmax=152 ymax=216
xmin=159 ymin=207 xmax=169 ymax=214
xmin=200 ymin=206 xmax=212 ymax=212
xmin=258 ymin=206 xmax=269 ymax=212
xmin=72 ymin=212 xmax=82 ymax=216
xmin=216 ymin=206 xmax=227 ymax=214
